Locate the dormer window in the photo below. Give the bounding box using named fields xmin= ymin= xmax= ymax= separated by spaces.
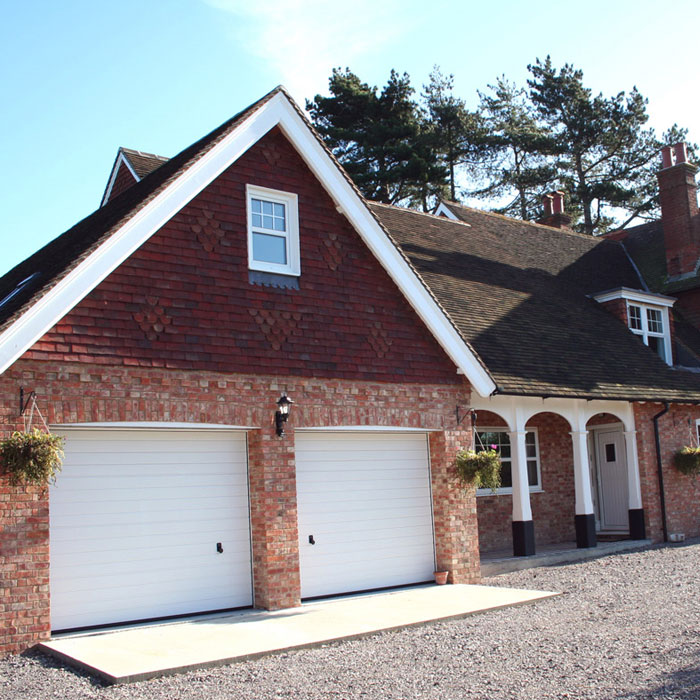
xmin=627 ymin=303 xmax=668 ymax=363
xmin=593 ymin=288 xmax=675 ymax=366
xmin=246 ymin=185 xmax=300 ymax=276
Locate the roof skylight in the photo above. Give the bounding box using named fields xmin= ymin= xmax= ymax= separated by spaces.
xmin=0 ymin=272 xmax=41 ymax=311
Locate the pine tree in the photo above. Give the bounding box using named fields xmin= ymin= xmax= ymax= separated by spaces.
xmin=421 ymin=67 xmax=483 ymax=202
xmin=528 ymin=57 xmax=666 ymax=234
xmin=306 ymin=68 xmax=446 ymax=209
xmin=472 ymin=77 xmax=555 ymax=221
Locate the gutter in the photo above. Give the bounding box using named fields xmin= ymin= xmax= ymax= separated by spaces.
xmin=652 ymin=402 xmax=670 ymax=543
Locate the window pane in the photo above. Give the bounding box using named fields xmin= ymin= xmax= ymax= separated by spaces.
xmin=262 ymin=200 xmax=273 ymax=215
xmin=500 ymin=463 xmax=513 ymax=488
xmin=252 ymin=232 xmax=287 ymax=264
xmin=262 ymin=215 xmax=274 ymax=229
xmin=252 ymin=213 xmax=262 ymax=227
xmin=629 ymin=305 xmax=642 ymax=330
xmin=647 ymin=308 xmax=663 ymax=334
xmin=273 ymin=216 xmax=286 ymax=232
xmin=273 ymin=203 xmax=285 ymax=218
xmin=605 ymin=443 xmax=616 ymax=462
xmin=648 ymin=335 xmax=666 ymax=362
xmin=527 ymin=460 xmax=538 ymax=486
xmin=252 ymin=199 xmax=262 ymax=213
xmin=526 ymin=443 xmax=536 ymax=458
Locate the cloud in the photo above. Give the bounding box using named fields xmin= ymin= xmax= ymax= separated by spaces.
xmin=202 ymin=0 xmax=411 ymax=102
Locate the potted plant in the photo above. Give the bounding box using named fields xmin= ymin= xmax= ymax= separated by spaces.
xmin=0 ymin=428 xmax=64 ymax=487
xmin=433 ymin=570 xmax=449 ymax=585
xmin=673 ymin=446 xmax=700 ymax=476
xmin=455 ymin=446 xmax=502 ymax=493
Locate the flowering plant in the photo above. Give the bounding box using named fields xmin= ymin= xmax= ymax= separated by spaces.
xmin=673 ymin=446 xmax=700 ymax=476
xmin=455 ymin=445 xmax=502 ymax=493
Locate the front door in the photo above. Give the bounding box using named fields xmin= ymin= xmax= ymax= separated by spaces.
xmin=595 ymin=430 xmax=629 ymax=532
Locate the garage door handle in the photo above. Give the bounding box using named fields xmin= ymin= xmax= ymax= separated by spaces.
xmin=216 ymin=542 xmax=223 ymax=553
xmin=308 ymin=535 xmax=315 ymax=545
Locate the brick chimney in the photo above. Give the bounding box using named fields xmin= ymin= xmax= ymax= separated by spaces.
xmin=658 ymin=143 xmax=700 ymax=279
xmin=538 ymin=191 xmax=571 ymax=229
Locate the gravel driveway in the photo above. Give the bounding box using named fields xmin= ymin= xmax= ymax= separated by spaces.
xmin=2 ymin=541 xmax=699 ymax=699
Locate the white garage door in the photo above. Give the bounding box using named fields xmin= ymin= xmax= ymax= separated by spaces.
xmin=295 ymin=432 xmax=435 ymax=598
xmin=50 ymin=428 xmax=252 ymax=631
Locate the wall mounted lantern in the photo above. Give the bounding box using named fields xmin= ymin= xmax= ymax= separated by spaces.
xmin=275 ymin=393 xmax=294 ymax=437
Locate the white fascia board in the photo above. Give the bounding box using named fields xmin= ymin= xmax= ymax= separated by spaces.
xmin=593 ymin=287 xmax=676 ymax=308
xmin=0 ymin=92 xmax=495 ymax=397
xmin=51 ymin=422 xmax=255 ymax=430
xmin=274 ymin=100 xmax=495 ymax=397
xmin=434 ymin=202 xmax=466 ymax=222
xmin=100 ymin=151 xmax=141 ymax=207
xmin=295 ymin=426 xmax=439 ymax=433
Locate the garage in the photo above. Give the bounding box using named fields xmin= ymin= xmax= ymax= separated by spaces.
xmin=295 ymin=431 xmax=436 ymax=598
xmin=49 ymin=427 xmax=252 ymax=631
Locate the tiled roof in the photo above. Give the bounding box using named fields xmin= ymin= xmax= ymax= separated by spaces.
xmin=372 ymin=201 xmax=700 ymax=402
xmin=0 ymin=87 xmax=283 ymax=337
xmin=120 ymin=148 xmax=169 ymax=178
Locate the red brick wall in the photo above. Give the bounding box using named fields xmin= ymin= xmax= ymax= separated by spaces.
xmin=634 ymin=402 xmax=700 ymax=542
xmin=27 ymin=128 xmax=458 ymax=386
xmin=475 ymin=412 xmax=576 ymax=552
xmin=0 ymin=359 xmax=477 ymax=654
xmin=430 ymin=428 xmax=480 ymax=583
xmin=105 ymin=160 xmax=138 ymax=203
xmin=657 ymin=163 xmax=700 ymax=278
xmin=597 ymin=298 xmax=628 ymax=326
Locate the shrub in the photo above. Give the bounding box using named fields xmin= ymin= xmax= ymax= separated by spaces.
xmin=455 ymin=448 xmax=502 ymax=493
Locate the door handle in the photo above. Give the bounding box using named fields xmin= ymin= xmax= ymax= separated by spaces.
xmin=216 ymin=542 xmax=223 ymax=553
xmin=308 ymin=535 xmax=315 ymax=545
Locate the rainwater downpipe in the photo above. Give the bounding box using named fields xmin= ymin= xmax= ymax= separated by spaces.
xmin=652 ymin=402 xmax=670 ymax=543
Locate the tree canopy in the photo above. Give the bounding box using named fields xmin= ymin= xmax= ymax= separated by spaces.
xmin=307 ymin=60 xmax=696 ymax=234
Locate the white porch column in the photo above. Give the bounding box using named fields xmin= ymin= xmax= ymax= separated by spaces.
xmin=624 ymin=430 xmax=646 ymax=539
xmin=509 ymin=429 xmax=535 ymax=556
xmin=570 ymin=429 xmax=597 ymax=548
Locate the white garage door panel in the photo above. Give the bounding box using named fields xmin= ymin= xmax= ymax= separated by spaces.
xmin=50 ymin=429 xmax=252 ymax=631
xmin=296 ymin=432 xmax=435 ymax=598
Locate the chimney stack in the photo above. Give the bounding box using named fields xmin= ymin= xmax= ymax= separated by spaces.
xmin=538 ymin=191 xmax=571 ymax=229
xmin=658 ymin=142 xmax=700 ymax=279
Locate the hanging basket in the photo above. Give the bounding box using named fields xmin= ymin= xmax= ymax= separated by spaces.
xmin=455 ymin=448 xmax=502 ymax=493
xmin=0 ymin=428 xmax=64 ymax=487
xmin=673 ymin=446 xmax=700 ymax=476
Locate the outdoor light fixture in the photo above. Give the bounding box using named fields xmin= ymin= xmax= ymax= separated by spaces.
xmin=275 ymin=392 xmax=294 ymax=437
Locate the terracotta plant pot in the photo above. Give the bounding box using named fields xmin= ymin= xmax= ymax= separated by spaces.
xmin=434 ymin=570 xmax=449 ymax=585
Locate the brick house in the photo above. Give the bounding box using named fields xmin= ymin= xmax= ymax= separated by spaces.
xmin=1 ymin=87 xmax=699 ymax=655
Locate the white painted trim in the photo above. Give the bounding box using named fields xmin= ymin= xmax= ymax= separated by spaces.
xmin=434 ymin=202 xmax=461 ymax=221
xmin=295 ymin=426 xmax=436 ymax=433
xmin=626 ymin=300 xmax=673 ymax=366
xmin=246 ymin=184 xmax=300 ymax=276
xmin=593 ymin=287 xmax=675 ymax=307
xmin=50 ymin=422 xmax=255 ymax=430
xmin=0 ymin=91 xmax=496 ymax=397
xmin=470 ymin=394 xmax=636 ymax=433
xmin=100 ymin=151 xmax=140 ymax=207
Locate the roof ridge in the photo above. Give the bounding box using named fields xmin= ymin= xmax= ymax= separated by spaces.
xmin=369 ymin=201 xmax=473 ymax=228
xmin=120 ymin=147 xmax=169 ymax=161
xmin=443 ymin=200 xmax=607 ymax=242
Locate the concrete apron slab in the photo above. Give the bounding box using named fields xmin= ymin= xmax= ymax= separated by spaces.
xmin=38 ymin=583 xmax=558 ymax=685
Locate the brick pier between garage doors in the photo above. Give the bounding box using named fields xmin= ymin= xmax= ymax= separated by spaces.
xmin=0 ymin=361 xmax=480 ymax=654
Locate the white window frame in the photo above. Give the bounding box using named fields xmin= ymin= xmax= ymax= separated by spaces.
xmin=246 ymin=184 xmax=300 ymax=276
xmin=625 ymin=300 xmax=672 ymax=366
xmin=474 ymin=427 xmax=543 ymax=497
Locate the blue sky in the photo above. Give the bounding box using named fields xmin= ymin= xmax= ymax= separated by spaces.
xmin=2 ymin=0 xmax=699 ymax=276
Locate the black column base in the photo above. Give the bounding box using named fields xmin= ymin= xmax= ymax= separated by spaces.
xmin=512 ymin=520 xmax=535 ymax=557
xmin=629 ymin=508 xmax=646 ymax=540
xmin=575 ymin=514 xmax=597 ymax=548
